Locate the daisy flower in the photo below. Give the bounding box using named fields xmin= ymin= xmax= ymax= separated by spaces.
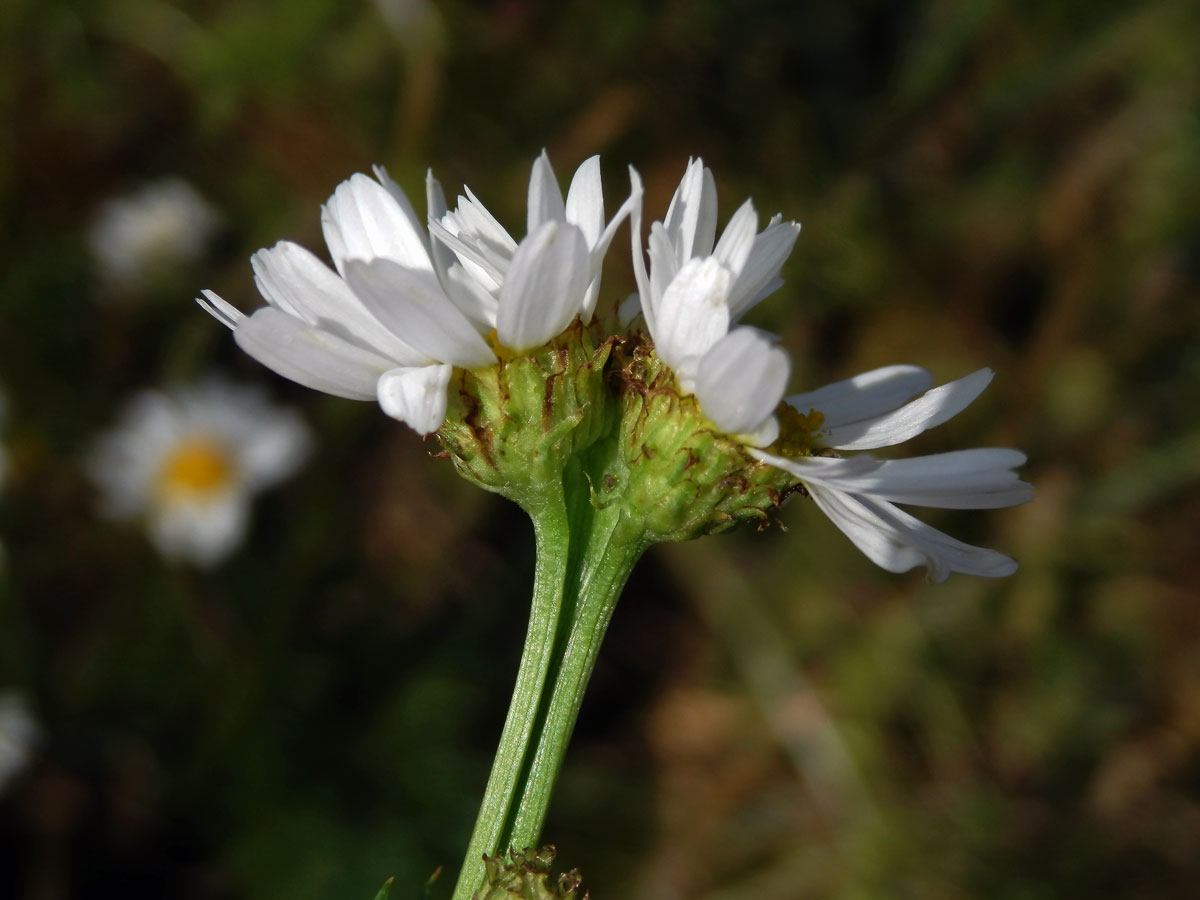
xmin=88 ymin=379 xmax=311 ymax=567
xmin=0 ymin=691 xmax=39 ymax=794
xmin=200 ymin=152 xmax=639 ymax=436
xmin=630 ymin=160 xmax=1030 ymax=581
xmin=627 ymin=158 xmax=801 ymax=446
xmin=89 ymin=177 xmax=222 ymax=292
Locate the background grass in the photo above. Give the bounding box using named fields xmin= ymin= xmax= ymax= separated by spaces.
xmin=2 ymin=0 xmax=1199 ymax=897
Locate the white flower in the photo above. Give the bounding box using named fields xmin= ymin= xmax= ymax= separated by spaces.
xmin=630 ymin=161 xmax=1029 ymax=580
xmin=0 ymin=691 xmax=39 ymax=793
xmin=88 ymin=379 xmax=311 ymax=567
xmin=752 ymin=365 xmax=1033 ymax=582
xmin=371 ymin=0 xmax=443 ymax=49
xmin=89 ymin=177 xmax=221 ymax=290
xmin=200 ymin=153 xmax=639 ymax=436
xmin=628 ymin=158 xmax=801 ymax=446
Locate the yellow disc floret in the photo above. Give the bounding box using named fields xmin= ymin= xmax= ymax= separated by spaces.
xmin=772 ymin=405 xmax=825 ymax=458
xmin=157 ymin=437 xmax=234 ymax=500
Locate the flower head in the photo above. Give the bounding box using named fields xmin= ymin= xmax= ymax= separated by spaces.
xmin=198 ymin=154 xmax=1029 ymax=580
xmin=89 ymin=379 xmax=311 ymax=566
xmin=0 ymin=691 xmax=39 ymax=794
xmin=621 ymin=160 xmax=1030 ymax=578
xmin=200 ymin=153 xmax=638 ymax=437
xmin=89 ymin=177 xmax=222 ymax=292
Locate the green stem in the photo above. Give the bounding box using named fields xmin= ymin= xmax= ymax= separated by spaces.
xmin=504 ymin=495 xmax=648 ymax=847
xmin=450 ymin=491 xmax=571 ymax=900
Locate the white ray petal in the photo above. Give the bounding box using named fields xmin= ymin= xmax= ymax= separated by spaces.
xmin=428 ymin=218 xmax=508 ymax=287
xmin=627 ymin=167 xmax=652 ymax=330
xmin=425 ymin=170 xmax=462 ymax=283
xmin=787 ymin=365 xmax=935 ymax=429
xmin=751 ymin=450 xmax=883 ymax=482
xmin=728 ymin=220 xmax=802 ymax=318
xmin=580 ymin=173 xmax=642 ymax=320
xmin=250 ymin=241 xmax=429 ymax=364
xmin=662 ymin=158 xmax=700 ymax=247
xmin=344 ymin=259 xmax=496 ymax=369
xmin=694 ymin=327 xmax=790 ymax=443
xmin=762 ymin=449 xmax=1031 ymax=509
xmin=823 ymin=368 xmax=994 ymax=450
xmin=233 ymin=308 xmax=392 ymax=400
xmin=371 ymin=165 xmax=428 ymax=252
xmin=664 ymin=158 xmax=718 ymax=263
xmin=321 ymin=174 xmax=433 ymax=275
xmin=455 ymin=187 xmax=517 ymax=255
xmin=654 ymin=257 xmax=732 ymax=388
xmin=712 ymin=198 xmax=758 ymax=278
xmin=806 ymin=484 xmax=1018 ymax=582
xmin=618 ymin=291 xmax=643 ymax=327
xmin=646 ymin=222 xmax=679 ymax=330
xmin=496 ymin=221 xmax=589 ymax=351
xmin=377 ymin=364 xmax=453 ymax=435
xmin=527 ymin=150 xmax=567 ymax=233
xmin=565 ymin=155 xmax=604 ymax=247
xmin=197 ymin=290 xmax=245 ymax=330
xmin=442 ymin=262 xmax=500 ymax=330
xmin=740 ymin=415 xmax=781 ymax=448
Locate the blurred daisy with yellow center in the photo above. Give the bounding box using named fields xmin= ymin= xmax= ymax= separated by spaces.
xmin=89 ymin=379 xmax=311 ymax=566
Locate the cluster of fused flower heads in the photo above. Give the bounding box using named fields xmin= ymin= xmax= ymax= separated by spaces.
xmin=199 ymin=153 xmax=1032 ymax=581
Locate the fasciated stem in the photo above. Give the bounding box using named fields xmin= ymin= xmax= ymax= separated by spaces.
xmin=504 ymin=492 xmax=648 ymax=848
xmin=450 ymin=488 xmax=572 ymax=900
xmin=450 ymin=455 xmax=648 ymax=898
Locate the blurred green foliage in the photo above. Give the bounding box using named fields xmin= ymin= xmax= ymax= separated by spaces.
xmin=2 ymin=0 xmax=1199 ymax=898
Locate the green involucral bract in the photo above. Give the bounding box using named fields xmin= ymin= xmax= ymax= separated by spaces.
xmin=437 ymin=319 xmax=616 ymax=513
xmin=436 ymin=328 xmax=801 ymax=547
xmin=593 ymin=337 xmax=800 ymax=543
xmin=436 ymin=325 xmax=804 ymax=541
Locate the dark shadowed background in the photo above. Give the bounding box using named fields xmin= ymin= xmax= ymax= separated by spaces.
xmin=2 ymin=0 xmax=1199 ymax=897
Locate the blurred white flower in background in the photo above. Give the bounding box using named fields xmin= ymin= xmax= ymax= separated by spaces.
xmin=0 ymin=388 xmax=8 ymax=492
xmin=88 ymin=177 xmax=222 ymax=293
xmin=88 ymin=379 xmax=311 ymax=567
xmin=371 ymin=0 xmax=443 ymax=50
xmin=0 ymin=691 xmax=39 ymax=794
xmin=0 ymin=389 xmax=9 ymax=569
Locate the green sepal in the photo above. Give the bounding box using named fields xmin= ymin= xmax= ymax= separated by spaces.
xmin=472 ymin=846 xmax=588 ymax=900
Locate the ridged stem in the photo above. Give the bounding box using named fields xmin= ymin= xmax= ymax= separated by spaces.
xmin=504 ymin=477 xmax=648 ymax=847
xmin=450 ymin=487 xmax=571 ymax=900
